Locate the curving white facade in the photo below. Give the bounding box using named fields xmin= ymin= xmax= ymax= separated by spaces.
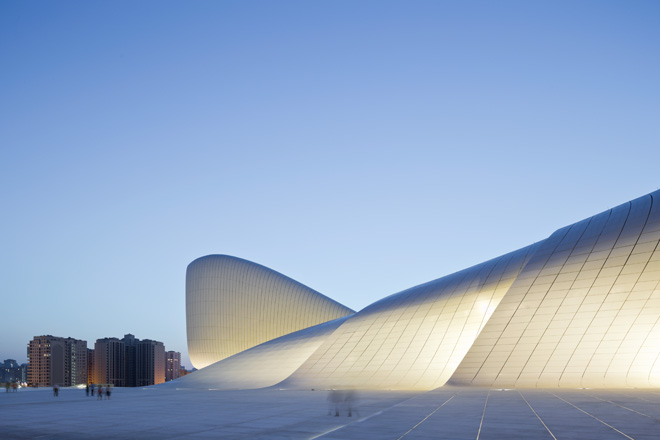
xmin=278 ymin=244 xmax=540 ymax=390
xmin=173 ymin=317 xmax=349 ymax=390
xmin=183 ymin=190 xmax=660 ymax=389
xmin=450 ymin=191 xmax=660 ymax=388
xmin=186 ymin=255 xmax=354 ymax=369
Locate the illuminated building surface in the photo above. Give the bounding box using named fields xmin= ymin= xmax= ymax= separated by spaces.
xmin=183 ymin=190 xmax=660 ymax=390
xmin=186 ymin=255 xmax=354 ymax=369
xmin=7 ymin=191 xmax=660 ymax=440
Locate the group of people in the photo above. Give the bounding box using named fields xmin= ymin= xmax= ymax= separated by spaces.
xmin=48 ymin=384 xmax=113 ymax=398
xmin=4 ymin=382 xmax=18 ymax=392
xmin=85 ymin=384 xmax=112 ymax=399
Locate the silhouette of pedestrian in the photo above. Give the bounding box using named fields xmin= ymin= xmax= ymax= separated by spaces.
xmin=53 ymin=384 xmax=59 ymax=397
xmin=85 ymin=384 xmax=89 ymax=396
xmin=5 ymin=382 xmax=9 ymax=393
xmin=97 ymin=386 xmax=103 ymax=400
xmin=328 ymin=389 xmax=344 ymax=416
xmin=344 ymin=388 xmax=359 ymax=417
xmin=90 ymin=383 xmax=95 ymax=397
xmin=11 ymin=382 xmax=17 ymax=392
xmin=106 ymin=387 xmax=111 ymax=400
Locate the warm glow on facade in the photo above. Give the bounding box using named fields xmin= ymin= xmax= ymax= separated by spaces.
xmin=182 ymin=190 xmax=660 ymax=390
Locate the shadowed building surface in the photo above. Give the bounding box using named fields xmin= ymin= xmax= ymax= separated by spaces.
xmin=1 ymin=386 xmax=659 ymax=439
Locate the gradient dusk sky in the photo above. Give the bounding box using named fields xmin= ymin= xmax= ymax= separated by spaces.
xmin=1 ymin=1 xmax=659 ymax=369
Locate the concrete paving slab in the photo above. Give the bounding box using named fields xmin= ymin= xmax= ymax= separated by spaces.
xmin=1 ymin=386 xmax=658 ymax=439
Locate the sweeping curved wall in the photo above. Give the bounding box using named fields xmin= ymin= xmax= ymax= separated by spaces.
xmin=186 ymin=255 xmax=354 ymax=369
xmin=279 ymin=244 xmax=539 ymax=390
xmin=184 ymin=190 xmax=660 ymax=389
xmin=450 ymin=191 xmax=660 ymax=388
xmin=173 ymin=317 xmax=349 ymax=390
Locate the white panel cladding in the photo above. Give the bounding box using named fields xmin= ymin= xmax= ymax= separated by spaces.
xmin=184 ymin=189 xmax=660 ymax=390
xmin=186 ymin=255 xmax=354 ymax=369
xmin=450 ymin=191 xmax=660 ymax=388
xmin=277 ymin=244 xmax=539 ymax=390
xmin=169 ymin=317 xmax=348 ymax=390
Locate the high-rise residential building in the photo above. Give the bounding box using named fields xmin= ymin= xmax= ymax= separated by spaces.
xmin=94 ymin=338 xmax=125 ymax=386
xmin=27 ymin=335 xmax=87 ymax=387
xmin=28 ymin=336 xmax=61 ymax=387
xmin=165 ymin=351 xmax=181 ymax=382
xmin=86 ymin=349 xmax=94 ymax=384
xmin=137 ymin=339 xmax=165 ymax=386
xmin=18 ymin=363 xmax=28 ymax=383
xmin=92 ymin=334 xmax=166 ymax=387
xmin=2 ymin=359 xmax=19 ymax=383
xmin=122 ymin=334 xmax=138 ymax=387
xmin=68 ymin=338 xmax=87 ymax=386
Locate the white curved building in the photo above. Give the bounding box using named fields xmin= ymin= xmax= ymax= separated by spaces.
xmin=175 ymin=317 xmax=349 ymax=390
xmin=186 ymin=255 xmax=354 ymax=369
xmin=182 ymin=190 xmax=660 ymax=389
xmin=278 ymin=244 xmax=540 ymax=390
xmin=451 ymin=191 xmax=660 ymax=388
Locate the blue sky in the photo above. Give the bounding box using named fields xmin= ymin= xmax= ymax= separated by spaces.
xmin=1 ymin=1 xmax=659 ymax=369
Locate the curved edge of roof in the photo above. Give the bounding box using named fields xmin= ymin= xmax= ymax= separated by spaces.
xmin=188 ymin=254 xmax=355 ymax=313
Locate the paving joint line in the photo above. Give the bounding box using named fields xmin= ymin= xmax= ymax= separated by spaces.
xmin=585 ymin=392 xmax=660 ymax=423
xmin=396 ymin=393 xmax=458 ymax=440
xmin=546 ymin=391 xmax=635 ymax=440
xmin=620 ymin=392 xmax=660 ymax=404
xmin=517 ymin=390 xmax=557 ymax=440
xmin=476 ymin=389 xmax=490 ymax=440
xmin=308 ymin=392 xmax=444 ymax=440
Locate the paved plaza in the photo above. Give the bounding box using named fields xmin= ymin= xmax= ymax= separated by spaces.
xmin=2 ymin=386 xmax=660 ymax=439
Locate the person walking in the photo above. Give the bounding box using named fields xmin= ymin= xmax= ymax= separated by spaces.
xmin=344 ymin=389 xmax=359 ymax=418
xmin=85 ymin=384 xmax=90 ymax=396
xmin=327 ymin=389 xmax=344 ymax=417
xmin=53 ymin=384 xmax=59 ymax=397
xmin=90 ymin=383 xmax=95 ymax=397
xmin=97 ymin=386 xmax=103 ymax=400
